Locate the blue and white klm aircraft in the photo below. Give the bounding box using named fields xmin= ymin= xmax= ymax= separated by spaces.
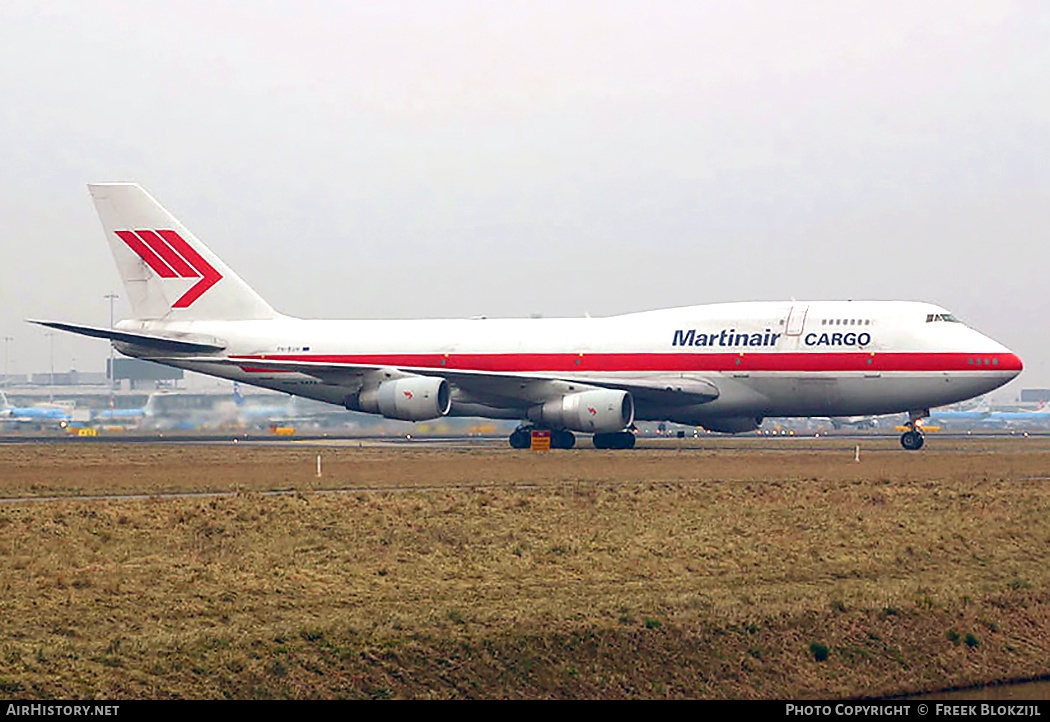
xmin=0 ymin=392 xmax=73 ymax=427
xmin=34 ymin=184 xmax=1023 ymax=450
xmin=930 ymin=399 xmax=1050 ymax=430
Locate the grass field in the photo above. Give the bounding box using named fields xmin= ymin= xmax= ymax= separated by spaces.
xmin=1 ymin=436 xmax=1048 ymax=698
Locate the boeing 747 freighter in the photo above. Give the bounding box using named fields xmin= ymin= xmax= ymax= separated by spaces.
xmin=34 ymin=184 xmax=1023 ymax=450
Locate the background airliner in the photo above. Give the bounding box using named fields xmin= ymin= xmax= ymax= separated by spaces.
xmin=34 ymin=184 xmax=1023 ymax=450
xmin=930 ymin=399 xmax=1050 ymax=430
xmin=0 ymin=392 xmax=74 ymax=428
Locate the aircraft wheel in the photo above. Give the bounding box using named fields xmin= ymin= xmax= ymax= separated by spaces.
xmin=551 ymin=429 xmax=576 ymax=450
xmin=900 ymin=430 xmax=925 ymax=451
xmin=509 ymin=428 xmax=531 ymax=449
xmin=593 ymin=431 xmax=636 ymax=450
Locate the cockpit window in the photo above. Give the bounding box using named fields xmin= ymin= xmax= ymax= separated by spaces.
xmin=926 ymin=313 xmax=962 ymax=323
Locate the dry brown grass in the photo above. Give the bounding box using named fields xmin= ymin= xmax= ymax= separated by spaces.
xmin=0 ymin=436 xmax=1049 ymax=698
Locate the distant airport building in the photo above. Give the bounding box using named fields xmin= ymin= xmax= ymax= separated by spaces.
xmin=30 ymin=370 xmax=108 ymax=386
xmin=1021 ymin=389 xmax=1050 ymax=403
xmin=108 ymin=358 xmax=184 ymax=389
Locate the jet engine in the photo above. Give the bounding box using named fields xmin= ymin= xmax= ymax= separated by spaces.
xmin=349 ymin=376 xmax=451 ymax=421
xmin=528 ymin=389 xmax=634 ymax=433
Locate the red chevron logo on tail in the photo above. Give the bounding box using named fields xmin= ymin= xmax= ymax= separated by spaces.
xmin=115 ymin=229 xmax=223 ymax=308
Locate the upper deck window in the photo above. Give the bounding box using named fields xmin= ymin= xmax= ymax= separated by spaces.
xmin=821 ymin=319 xmax=872 ymax=326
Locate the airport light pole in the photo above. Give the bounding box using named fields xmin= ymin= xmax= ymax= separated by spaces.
xmin=45 ymin=330 xmax=54 ymax=401
xmin=105 ymin=292 xmax=119 ymax=389
xmin=2 ymin=336 xmax=11 ymax=389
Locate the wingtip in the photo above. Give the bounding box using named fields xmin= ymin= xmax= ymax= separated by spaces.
xmin=87 ymin=182 xmax=142 ymax=196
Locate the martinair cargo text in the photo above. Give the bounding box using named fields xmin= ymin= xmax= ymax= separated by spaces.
xmin=35 ymin=184 xmax=1023 ymax=450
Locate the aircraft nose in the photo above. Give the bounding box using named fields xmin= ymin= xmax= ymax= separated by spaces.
xmin=1003 ymin=351 xmax=1024 ymax=375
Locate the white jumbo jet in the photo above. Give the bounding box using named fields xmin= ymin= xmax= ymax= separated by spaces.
xmin=34 ymin=184 xmax=1023 ymax=450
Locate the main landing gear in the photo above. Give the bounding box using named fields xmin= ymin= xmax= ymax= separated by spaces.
xmin=508 ymin=427 xmax=577 ymax=449
xmin=508 ymin=426 xmax=635 ymax=450
xmin=508 ymin=427 xmax=531 ymax=449
xmin=592 ymin=431 xmax=636 ymax=449
xmin=900 ymin=410 xmax=929 ymax=451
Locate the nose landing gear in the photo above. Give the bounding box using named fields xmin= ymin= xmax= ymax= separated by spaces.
xmin=900 ymin=428 xmax=925 ymax=451
xmin=900 ymin=409 xmax=929 ymax=451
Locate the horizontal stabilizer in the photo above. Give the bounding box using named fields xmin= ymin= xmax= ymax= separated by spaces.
xmin=29 ymin=320 xmax=227 ymax=354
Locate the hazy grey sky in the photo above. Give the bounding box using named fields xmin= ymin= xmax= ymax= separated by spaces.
xmin=2 ymin=1 xmax=1048 ymax=390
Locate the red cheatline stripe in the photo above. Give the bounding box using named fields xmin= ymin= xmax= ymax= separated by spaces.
xmin=116 ymin=230 xmax=177 ymax=278
xmin=135 ymin=230 xmax=198 ymax=277
xmin=156 ymin=230 xmax=223 ymax=308
xmin=229 ymin=351 xmax=1023 ymax=374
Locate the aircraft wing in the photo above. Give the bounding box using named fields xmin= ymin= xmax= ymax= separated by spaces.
xmin=153 ymin=355 xmax=721 ymax=408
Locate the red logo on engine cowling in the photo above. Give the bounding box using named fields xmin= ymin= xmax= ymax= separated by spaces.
xmin=116 ymin=229 xmax=222 ymax=308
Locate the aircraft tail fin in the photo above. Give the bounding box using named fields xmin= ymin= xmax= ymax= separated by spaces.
xmin=88 ymin=184 xmax=278 ymax=321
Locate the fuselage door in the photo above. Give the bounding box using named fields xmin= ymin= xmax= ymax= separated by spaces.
xmin=785 ymin=303 xmax=809 ymax=336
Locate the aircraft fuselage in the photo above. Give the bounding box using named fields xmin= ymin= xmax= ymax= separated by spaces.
xmin=113 ymin=299 xmax=1021 ymax=427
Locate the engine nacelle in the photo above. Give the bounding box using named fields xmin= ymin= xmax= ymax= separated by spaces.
xmin=528 ymin=390 xmax=634 ymax=434
xmin=700 ymin=416 xmax=763 ymax=434
xmin=351 ymin=376 xmax=452 ymax=421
